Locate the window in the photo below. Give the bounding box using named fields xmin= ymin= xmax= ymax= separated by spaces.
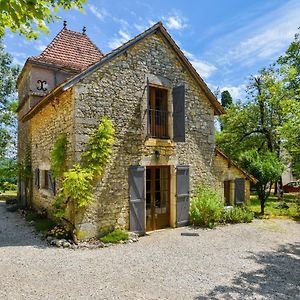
xmin=41 ymin=170 xmax=49 ymax=189
xmin=148 ymin=86 xmax=169 ymax=139
xmin=40 ymin=169 xmax=56 ymax=194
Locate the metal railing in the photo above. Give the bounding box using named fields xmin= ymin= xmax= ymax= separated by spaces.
xmin=147 ymin=109 xmax=170 ymax=139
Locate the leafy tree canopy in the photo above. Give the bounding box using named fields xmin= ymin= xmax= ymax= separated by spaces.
xmin=0 ymin=38 xmax=19 ymax=158
xmin=0 ymin=0 xmax=87 ymax=39
xmin=221 ymin=90 xmax=233 ymax=108
xmin=241 ymin=150 xmax=283 ymax=214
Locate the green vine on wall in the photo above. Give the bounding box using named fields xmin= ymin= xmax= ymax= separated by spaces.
xmin=82 ymin=117 xmax=115 ymax=175
xmin=50 ymin=133 xmax=67 ymax=179
xmin=52 ymin=117 xmax=115 ymax=224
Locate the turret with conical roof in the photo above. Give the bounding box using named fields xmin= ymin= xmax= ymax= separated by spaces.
xmin=17 ymin=23 xmax=103 ymax=116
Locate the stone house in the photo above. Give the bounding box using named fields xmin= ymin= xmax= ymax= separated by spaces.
xmin=17 ymin=22 xmax=255 ymax=239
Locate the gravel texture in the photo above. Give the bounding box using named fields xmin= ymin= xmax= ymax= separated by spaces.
xmin=0 ymin=200 xmax=299 ymax=300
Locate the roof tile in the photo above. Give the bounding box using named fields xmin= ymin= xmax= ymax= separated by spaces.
xmin=30 ymin=28 xmax=103 ymax=71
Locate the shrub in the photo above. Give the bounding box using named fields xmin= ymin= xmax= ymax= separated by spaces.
xmin=25 ymin=211 xmax=43 ymax=222
xmin=100 ymin=229 xmax=129 ymax=243
xmin=222 ymin=207 xmax=254 ymax=223
xmin=34 ymin=219 xmax=56 ymax=233
xmin=190 ymin=185 xmax=223 ymax=228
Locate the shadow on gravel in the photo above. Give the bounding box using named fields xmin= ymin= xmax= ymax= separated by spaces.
xmin=196 ymin=242 xmax=300 ymax=299
xmin=0 ymin=201 xmax=49 ymax=249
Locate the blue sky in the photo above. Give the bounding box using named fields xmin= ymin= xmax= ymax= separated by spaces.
xmin=4 ymin=0 xmax=300 ymax=101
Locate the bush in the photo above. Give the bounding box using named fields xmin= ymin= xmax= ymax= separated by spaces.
xmin=25 ymin=211 xmax=43 ymax=222
xmin=222 ymin=207 xmax=254 ymax=223
xmin=190 ymin=185 xmax=223 ymax=228
xmin=100 ymin=229 xmax=129 ymax=243
xmin=34 ymin=219 xmax=56 ymax=233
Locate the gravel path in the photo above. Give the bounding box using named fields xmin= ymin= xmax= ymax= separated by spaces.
xmin=0 ymin=200 xmax=299 ymax=300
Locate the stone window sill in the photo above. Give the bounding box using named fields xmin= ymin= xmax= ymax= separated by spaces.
xmin=145 ymin=138 xmax=175 ymax=147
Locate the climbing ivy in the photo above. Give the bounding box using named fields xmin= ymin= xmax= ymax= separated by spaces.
xmin=52 ymin=117 xmax=115 ymax=225
xmin=82 ymin=116 xmax=115 ymax=175
xmin=50 ymin=133 xmax=67 ymax=179
xmin=53 ymin=164 xmax=93 ymax=218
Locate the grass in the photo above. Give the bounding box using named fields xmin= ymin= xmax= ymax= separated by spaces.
xmin=249 ymin=192 xmax=300 ymax=221
xmin=100 ymin=229 xmax=129 ymax=244
xmin=25 ymin=210 xmax=56 ymax=233
xmin=0 ymin=190 xmax=17 ymax=201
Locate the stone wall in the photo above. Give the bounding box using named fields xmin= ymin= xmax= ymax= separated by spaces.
xmin=29 ymin=88 xmax=75 ymax=211
xmin=72 ymin=33 xmax=218 ymax=238
xmin=213 ymin=152 xmax=251 ymax=203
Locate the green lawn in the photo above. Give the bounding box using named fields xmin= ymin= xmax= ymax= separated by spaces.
xmin=0 ymin=190 xmax=17 ymax=201
xmin=249 ymin=192 xmax=300 ymax=221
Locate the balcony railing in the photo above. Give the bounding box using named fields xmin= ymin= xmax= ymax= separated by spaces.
xmin=147 ymin=109 xmax=170 ymax=139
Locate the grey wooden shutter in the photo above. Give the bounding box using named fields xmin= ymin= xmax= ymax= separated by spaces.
xmin=173 ymin=85 xmax=185 ymax=142
xmin=48 ymin=171 xmax=56 ymax=195
xmin=176 ymin=165 xmax=190 ymax=226
xmin=234 ymin=178 xmax=245 ymax=204
xmin=129 ymin=166 xmax=145 ymax=234
xmin=146 ymin=78 xmax=150 ymax=136
xmin=34 ymin=168 xmax=40 ymax=188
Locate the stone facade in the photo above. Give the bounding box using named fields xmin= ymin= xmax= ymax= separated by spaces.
xmin=72 ymin=33 xmax=217 ymax=237
xmin=30 ymin=88 xmax=75 ymax=211
xmin=18 ymin=24 xmax=253 ymax=240
xmin=213 ymin=151 xmax=251 ymax=204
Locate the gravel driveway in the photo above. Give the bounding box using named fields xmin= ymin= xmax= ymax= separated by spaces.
xmin=0 ymin=200 xmax=299 ymax=300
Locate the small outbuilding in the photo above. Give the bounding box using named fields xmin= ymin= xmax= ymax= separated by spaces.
xmin=214 ymin=149 xmax=257 ymax=205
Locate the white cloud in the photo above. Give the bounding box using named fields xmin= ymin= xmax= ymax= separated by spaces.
xmin=11 ymin=51 xmax=26 ymax=58
xmin=88 ymin=4 xmax=106 ymax=20
xmin=220 ymin=85 xmax=246 ymax=101
xmin=35 ymin=44 xmax=46 ymax=51
xmin=216 ymin=0 xmax=300 ymax=67
xmin=134 ymin=20 xmax=157 ymax=32
xmin=164 ymin=13 xmax=187 ymax=31
xmin=108 ymin=30 xmax=131 ymax=49
xmin=183 ymin=50 xmax=216 ymax=79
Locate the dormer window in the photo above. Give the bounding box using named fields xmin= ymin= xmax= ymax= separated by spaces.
xmin=148 ymin=86 xmax=169 ymax=139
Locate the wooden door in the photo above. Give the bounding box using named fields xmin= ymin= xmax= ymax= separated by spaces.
xmin=146 ymin=166 xmax=170 ymax=231
xmin=224 ymin=180 xmax=231 ymax=205
xmin=176 ymin=165 xmax=190 ymax=226
xmin=129 ymin=166 xmax=145 ymax=234
xmin=235 ymin=178 xmax=245 ymax=204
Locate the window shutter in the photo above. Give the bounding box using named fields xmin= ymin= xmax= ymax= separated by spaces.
xmin=48 ymin=171 xmax=56 ymax=195
xmin=128 ymin=166 xmax=145 ymax=234
xmin=146 ymin=78 xmax=150 ymax=137
xmin=173 ymin=85 xmax=185 ymax=142
xmin=34 ymin=168 xmax=40 ymax=188
xmin=234 ymin=178 xmax=245 ymax=204
xmin=176 ymin=165 xmax=190 ymax=226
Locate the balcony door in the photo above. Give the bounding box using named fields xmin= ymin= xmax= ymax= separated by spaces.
xmin=148 ymin=86 xmax=169 ymax=139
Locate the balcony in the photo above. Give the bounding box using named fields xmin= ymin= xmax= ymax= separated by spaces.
xmin=147 ymin=109 xmax=170 ymax=139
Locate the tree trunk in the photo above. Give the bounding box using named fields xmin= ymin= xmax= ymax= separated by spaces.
xmin=274 ymin=181 xmax=278 ymax=196
xmin=260 ymin=201 xmax=265 ymax=215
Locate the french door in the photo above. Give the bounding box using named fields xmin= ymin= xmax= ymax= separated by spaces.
xmin=146 ymin=166 xmax=170 ymax=231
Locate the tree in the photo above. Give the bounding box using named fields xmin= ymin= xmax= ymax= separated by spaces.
xmin=0 ymin=38 xmax=20 ymax=158
xmin=277 ymin=30 xmax=300 ymax=177
xmin=0 ymin=0 xmax=87 ymax=39
xmin=241 ymin=150 xmax=283 ymax=214
xmin=216 ymin=67 xmax=283 ymax=160
xmin=221 ymin=90 xmax=233 ymax=108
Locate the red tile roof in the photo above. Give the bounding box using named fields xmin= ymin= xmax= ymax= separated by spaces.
xmin=29 ymin=28 xmax=103 ymax=71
